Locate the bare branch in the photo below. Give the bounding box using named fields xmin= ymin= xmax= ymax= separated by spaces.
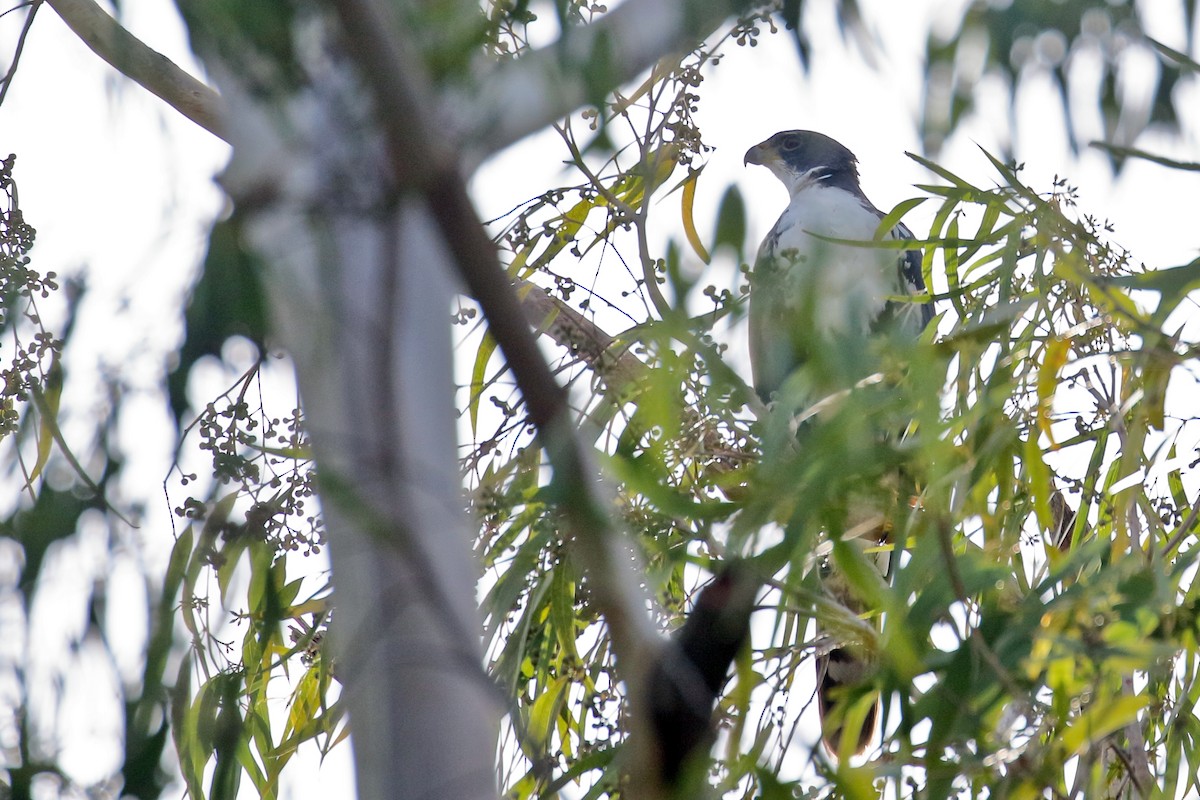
xmin=517 ymin=278 xmax=646 ymax=392
xmin=46 ymin=0 xmax=227 ymax=140
xmin=450 ymin=0 xmax=754 ymax=156
xmin=517 ymin=280 xmax=756 ymax=484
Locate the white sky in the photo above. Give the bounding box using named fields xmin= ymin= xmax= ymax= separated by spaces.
xmin=3 ymin=0 xmax=1200 ymax=797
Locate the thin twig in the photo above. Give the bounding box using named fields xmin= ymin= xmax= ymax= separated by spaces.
xmin=935 ymin=519 xmax=1028 ymax=704
xmin=555 ymin=120 xmax=636 ymax=217
xmin=0 ymin=0 xmax=40 ymax=110
xmin=1162 ymin=490 xmax=1200 ymax=557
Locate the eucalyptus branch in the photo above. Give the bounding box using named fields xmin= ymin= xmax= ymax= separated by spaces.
xmin=451 ymin=0 xmax=755 ymax=156
xmin=46 ymin=0 xmax=227 ymax=140
xmin=517 ymin=279 xmax=757 ymax=480
xmin=517 ymin=278 xmax=645 ymax=392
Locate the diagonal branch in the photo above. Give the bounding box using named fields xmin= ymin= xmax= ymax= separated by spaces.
xmin=46 ymin=0 xmax=227 ymax=140
xmin=518 ymin=279 xmax=756 ymax=481
xmin=517 ymin=278 xmax=647 ymax=393
xmin=450 ymin=0 xmax=755 ymax=156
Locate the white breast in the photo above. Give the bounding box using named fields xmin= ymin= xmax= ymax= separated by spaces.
xmin=760 ymin=184 xmax=896 ymax=336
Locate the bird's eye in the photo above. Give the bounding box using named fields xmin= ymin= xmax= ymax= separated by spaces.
xmin=780 ymin=135 xmax=800 ymax=151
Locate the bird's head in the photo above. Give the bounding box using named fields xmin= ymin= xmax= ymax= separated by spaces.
xmin=744 ymin=130 xmax=861 ymax=198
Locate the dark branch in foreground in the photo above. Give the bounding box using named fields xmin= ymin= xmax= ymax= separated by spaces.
xmin=648 ymin=564 xmax=758 ymax=786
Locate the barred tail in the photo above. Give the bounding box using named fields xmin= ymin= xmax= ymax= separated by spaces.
xmin=816 ymin=642 xmax=878 ymax=755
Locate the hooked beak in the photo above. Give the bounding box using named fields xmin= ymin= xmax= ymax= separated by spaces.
xmin=744 ymin=141 xmax=771 ymax=167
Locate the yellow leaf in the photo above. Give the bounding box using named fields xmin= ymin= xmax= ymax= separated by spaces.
xmin=25 ymin=361 xmax=61 ymax=489
xmin=1024 ymin=434 xmax=1054 ymax=532
xmin=1037 ymin=336 xmax=1070 ymax=446
xmin=286 ymin=597 xmax=328 ymax=618
xmin=1061 ymin=694 xmax=1147 ymax=756
xmin=681 ymin=167 xmax=711 ymax=264
xmin=284 ymin=666 xmax=322 ymax=743
xmin=468 ymin=331 xmax=498 ymax=436
xmin=525 ymin=676 xmax=569 ymax=753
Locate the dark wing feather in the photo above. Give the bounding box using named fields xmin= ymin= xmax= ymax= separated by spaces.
xmin=863 ymin=215 xmax=933 ymax=336
xmin=892 ymin=219 xmax=934 ymax=331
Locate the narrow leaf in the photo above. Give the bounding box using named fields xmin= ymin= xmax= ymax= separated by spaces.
xmin=680 ymin=167 xmax=710 ymax=263
xmin=468 ymin=331 xmax=498 ymax=435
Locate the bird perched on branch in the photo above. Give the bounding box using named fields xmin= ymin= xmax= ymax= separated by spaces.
xmin=745 ymin=130 xmax=932 ymax=402
xmin=744 ymin=130 xmax=933 ymax=754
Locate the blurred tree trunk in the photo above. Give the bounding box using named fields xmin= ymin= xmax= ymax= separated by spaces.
xmin=181 ymin=19 xmax=502 ymax=800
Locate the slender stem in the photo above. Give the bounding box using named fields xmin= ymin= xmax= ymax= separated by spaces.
xmin=1162 ymin=491 xmax=1200 ymax=557
xmin=935 ymin=519 xmax=1027 ymax=703
xmin=0 ymin=0 xmax=40 ymax=110
xmin=1117 ymin=671 xmax=1153 ymax=797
